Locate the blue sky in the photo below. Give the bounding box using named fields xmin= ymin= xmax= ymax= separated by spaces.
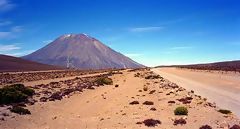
xmin=0 ymin=0 xmax=240 ymax=66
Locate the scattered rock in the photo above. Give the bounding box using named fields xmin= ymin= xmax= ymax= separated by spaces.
xmin=143 ymin=101 xmax=154 ymax=105
xmin=218 ymin=109 xmax=232 ymax=114
xmin=199 ymin=125 xmax=212 ymax=129
xmin=166 ymin=93 xmax=171 ymax=95
xmin=52 ymin=116 xmax=57 ymax=120
xmin=204 ymin=102 xmax=216 ymax=108
xmin=145 ymin=75 xmax=162 ymax=79
xmin=10 ymin=106 xmax=31 ymax=115
xmin=136 ymin=121 xmax=142 ymax=124
xmin=0 ymin=117 xmax=4 ymax=121
xmin=143 ymin=85 xmax=148 ymax=91
xmin=168 ymin=83 xmax=179 ymax=89
xmin=230 ymin=124 xmax=240 ymax=129
xmin=1 ymin=112 xmax=9 ymax=116
xmin=61 ymin=88 xmax=75 ymax=96
xmin=49 ymin=92 xmax=62 ymax=101
xmin=115 ymin=84 xmax=119 ymax=87
xmin=129 ymin=101 xmax=140 ymax=105
xmin=168 ymin=101 xmax=176 ymax=104
xmin=149 ymin=90 xmax=156 ymax=94
xmin=177 ymin=97 xmax=193 ymax=104
xmin=150 ymin=107 xmax=157 ymax=111
xmin=173 ymin=118 xmax=187 ymax=125
xmin=40 ymin=97 xmax=48 ymax=102
xmin=87 ymin=86 xmax=95 ymax=89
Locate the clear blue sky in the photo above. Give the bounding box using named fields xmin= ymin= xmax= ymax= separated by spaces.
xmin=0 ymin=0 xmax=240 ymax=66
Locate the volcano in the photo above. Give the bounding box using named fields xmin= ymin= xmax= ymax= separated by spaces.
xmin=23 ymin=34 xmax=144 ymax=69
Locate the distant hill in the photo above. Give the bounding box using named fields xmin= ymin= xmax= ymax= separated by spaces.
xmin=23 ymin=34 xmax=144 ymax=69
xmin=160 ymin=60 xmax=240 ymax=72
xmin=0 ymin=54 xmax=62 ymax=72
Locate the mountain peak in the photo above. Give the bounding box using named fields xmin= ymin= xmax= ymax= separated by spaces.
xmin=60 ymin=33 xmax=91 ymax=38
xmin=23 ymin=34 xmax=145 ymax=69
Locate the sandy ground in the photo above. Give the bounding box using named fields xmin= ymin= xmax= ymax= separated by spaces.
xmin=152 ymin=67 xmax=240 ymax=117
xmin=0 ymin=69 xmax=239 ymax=129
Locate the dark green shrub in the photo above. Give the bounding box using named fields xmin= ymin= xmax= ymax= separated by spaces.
xmin=10 ymin=106 xmax=31 ymax=115
xmin=0 ymin=84 xmax=35 ymax=104
xmin=22 ymin=87 xmax=35 ymax=96
xmin=218 ymin=109 xmax=232 ymax=114
xmin=95 ymin=77 xmax=113 ymax=85
xmin=174 ymin=106 xmax=188 ymax=115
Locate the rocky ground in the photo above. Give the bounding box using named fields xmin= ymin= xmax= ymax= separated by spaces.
xmin=0 ymin=69 xmax=112 ymax=86
xmin=0 ymin=69 xmax=239 ymax=129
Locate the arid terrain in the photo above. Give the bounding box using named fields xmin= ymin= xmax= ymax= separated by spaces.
xmin=0 ymin=68 xmax=239 ymax=129
xmin=1 ymin=0 xmax=239 ymax=128
xmin=0 ymin=69 xmax=112 ymax=86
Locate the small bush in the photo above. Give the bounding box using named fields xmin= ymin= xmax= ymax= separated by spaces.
xmin=10 ymin=106 xmax=31 ymax=115
xmin=21 ymin=87 xmax=35 ymax=96
xmin=95 ymin=77 xmax=113 ymax=85
xmin=218 ymin=109 xmax=232 ymax=114
xmin=174 ymin=106 xmax=188 ymax=115
xmin=200 ymin=125 xmax=212 ymax=129
xmin=142 ymin=119 xmax=161 ymax=127
xmin=0 ymin=84 xmax=35 ymax=104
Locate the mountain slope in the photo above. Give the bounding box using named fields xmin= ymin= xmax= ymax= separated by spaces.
xmin=159 ymin=60 xmax=240 ymax=72
xmin=22 ymin=34 xmax=144 ymax=69
xmin=0 ymin=54 xmax=62 ymax=72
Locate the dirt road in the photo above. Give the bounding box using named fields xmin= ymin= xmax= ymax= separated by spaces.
xmin=152 ymin=67 xmax=240 ymax=117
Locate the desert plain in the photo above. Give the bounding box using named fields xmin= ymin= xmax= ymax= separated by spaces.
xmin=0 ymin=68 xmax=239 ymax=129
